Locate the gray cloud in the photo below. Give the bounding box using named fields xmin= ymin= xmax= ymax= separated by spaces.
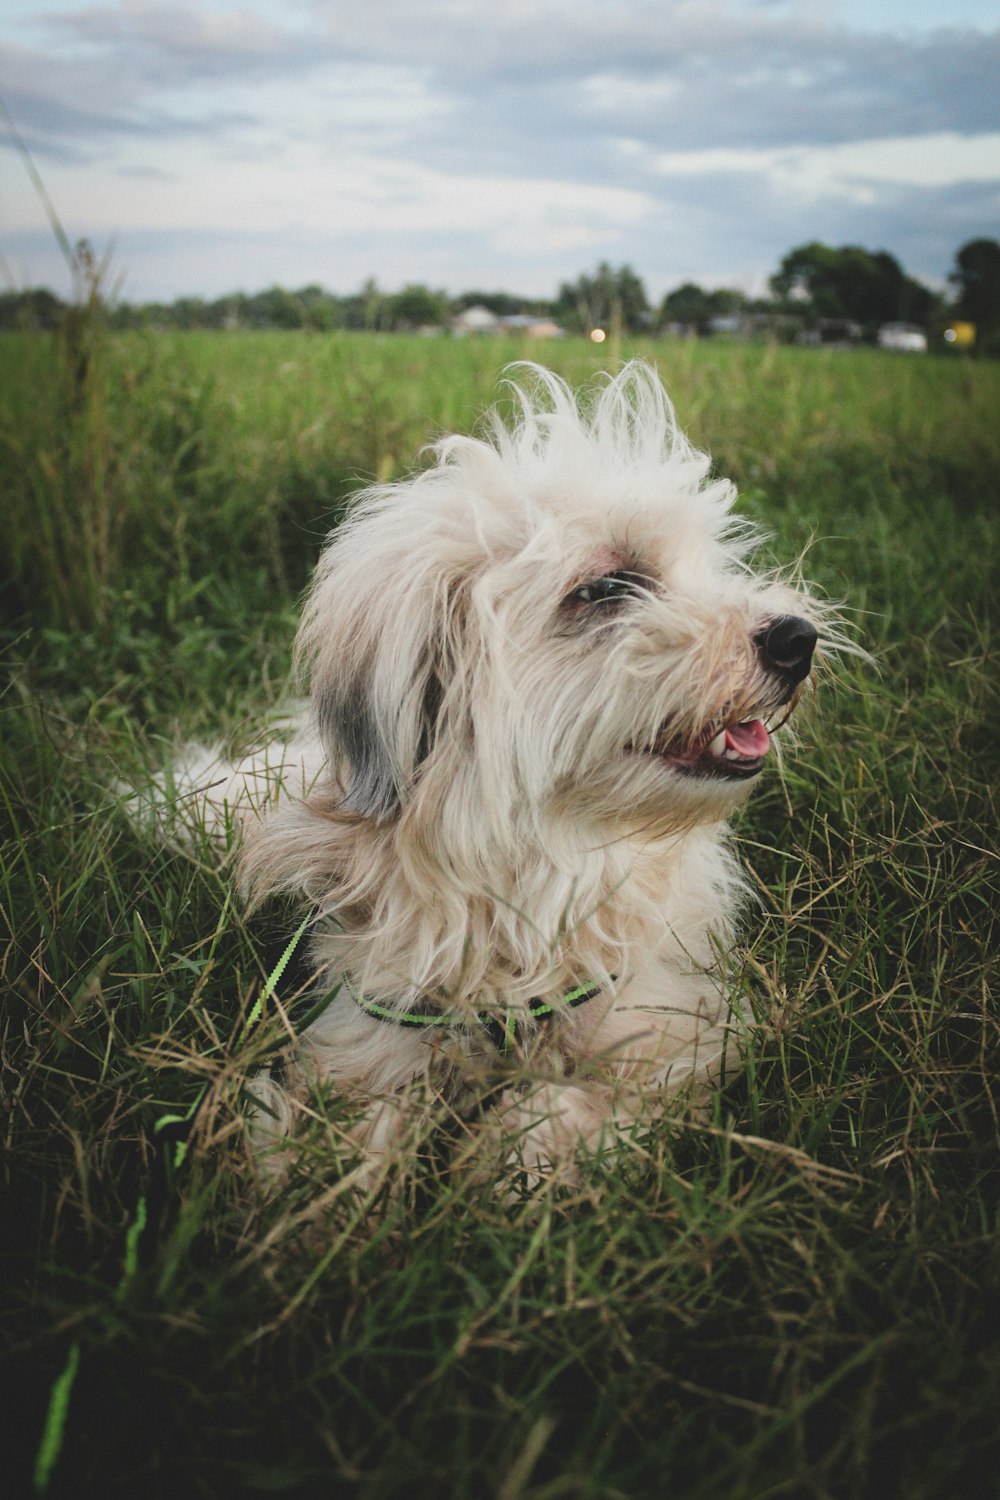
xmin=3 ymin=1 xmax=997 ymax=299
xmin=0 ymin=35 xmax=257 ymax=157
xmin=48 ymin=2 xmax=321 ymax=81
xmin=18 ymin=2 xmax=1000 ymax=159
xmin=7 ymin=169 xmax=990 ymax=299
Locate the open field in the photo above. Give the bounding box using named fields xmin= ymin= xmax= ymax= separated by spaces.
xmin=2 ymin=329 xmax=998 ymax=1498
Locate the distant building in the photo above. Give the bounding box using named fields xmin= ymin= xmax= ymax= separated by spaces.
xmin=451 ymin=305 xmax=501 ymax=335
xmin=878 ymin=322 xmax=928 ymax=353
xmin=452 ymin=303 xmax=503 ymax=333
xmin=705 ymin=316 xmax=743 ymax=336
xmin=497 ymin=314 xmax=565 ymax=338
xmin=450 ymin=306 xmax=564 ymax=338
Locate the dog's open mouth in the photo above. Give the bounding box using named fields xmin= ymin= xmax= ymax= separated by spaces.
xmin=637 ymin=715 xmax=772 ymax=781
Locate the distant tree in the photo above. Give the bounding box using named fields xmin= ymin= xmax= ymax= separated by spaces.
xmin=206 ymin=293 xmax=247 ymax=329
xmin=296 ymin=283 xmax=327 ymax=307
xmin=659 ymin=283 xmax=709 ymax=326
xmin=114 ymin=300 xmax=178 ymax=329
xmin=0 ymin=288 xmax=65 ymax=330
xmin=387 ymin=284 xmax=448 ymax=329
xmin=554 ymin=262 xmax=650 ymax=335
xmin=659 ymin=283 xmax=745 ymax=330
xmin=291 ymin=284 xmax=339 ymax=331
xmin=948 ymin=238 xmax=1000 ymax=349
xmin=451 ymin=290 xmax=551 ymax=318
xmin=171 ymin=296 xmax=209 ymax=330
xmin=260 ymin=286 xmax=308 ymax=329
xmin=341 ymin=277 xmax=388 ymax=331
xmin=770 ymin=242 xmax=937 ymax=331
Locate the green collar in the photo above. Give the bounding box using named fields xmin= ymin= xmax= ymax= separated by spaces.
xmin=353 ymin=980 xmax=605 ymax=1053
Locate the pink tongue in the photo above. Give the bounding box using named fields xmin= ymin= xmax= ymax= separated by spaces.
xmin=724 ymin=719 xmax=770 ymax=758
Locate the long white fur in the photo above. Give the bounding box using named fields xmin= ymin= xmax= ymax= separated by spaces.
xmin=144 ymin=362 xmax=838 ymax=1180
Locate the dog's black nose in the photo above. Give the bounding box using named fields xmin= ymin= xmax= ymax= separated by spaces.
xmin=756 ymin=615 xmax=818 ymax=685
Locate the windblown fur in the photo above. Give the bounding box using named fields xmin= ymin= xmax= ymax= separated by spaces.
xmin=144 ymin=362 xmax=841 ymax=1180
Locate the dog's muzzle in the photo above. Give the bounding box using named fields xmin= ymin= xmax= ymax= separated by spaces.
xmin=755 ymin=615 xmax=818 ymax=689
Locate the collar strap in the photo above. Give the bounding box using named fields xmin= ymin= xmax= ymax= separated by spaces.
xmin=353 ymin=980 xmax=605 ymax=1053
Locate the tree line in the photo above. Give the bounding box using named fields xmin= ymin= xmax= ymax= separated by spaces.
xmin=554 ymin=239 xmax=998 ymax=352
xmin=3 ymin=238 xmax=998 ymax=352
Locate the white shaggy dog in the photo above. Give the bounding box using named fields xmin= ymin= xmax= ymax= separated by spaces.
xmin=154 ymin=362 xmax=836 ymax=1179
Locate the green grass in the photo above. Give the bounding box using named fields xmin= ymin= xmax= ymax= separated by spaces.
xmin=2 ymin=328 xmax=998 ymax=1498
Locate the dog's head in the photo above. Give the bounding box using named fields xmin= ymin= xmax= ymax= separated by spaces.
xmin=298 ymin=363 xmax=835 ymax=844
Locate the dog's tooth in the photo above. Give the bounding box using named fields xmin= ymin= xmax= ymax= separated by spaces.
xmin=709 ymin=730 xmax=727 ymax=756
xmin=723 ymin=747 xmax=741 ymax=761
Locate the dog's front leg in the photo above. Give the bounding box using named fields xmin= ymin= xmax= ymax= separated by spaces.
xmin=486 ymin=1077 xmax=637 ymax=1183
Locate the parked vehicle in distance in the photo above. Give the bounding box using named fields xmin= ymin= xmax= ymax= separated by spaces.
xmin=878 ymin=322 xmax=928 ymax=352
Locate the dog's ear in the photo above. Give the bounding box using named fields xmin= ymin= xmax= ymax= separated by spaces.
xmin=315 ymin=657 xmax=446 ymax=822
xmin=301 ymin=519 xmax=463 ymax=822
xmin=297 ymin=480 xmax=478 ymax=823
xmin=316 ymin=674 xmax=398 ymax=821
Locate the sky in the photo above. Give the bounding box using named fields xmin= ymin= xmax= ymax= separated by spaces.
xmin=1 ymin=0 xmax=998 ymax=305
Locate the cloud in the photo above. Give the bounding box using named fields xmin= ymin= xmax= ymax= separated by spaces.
xmin=0 ymin=38 xmax=255 ymax=149
xmin=9 ymin=133 xmax=650 ymax=241
xmin=647 ymin=132 xmax=1000 ymax=200
xmin=13 ymin=1 xmax=1000 ymax=157
xmin=620 ymin=172 xmax=1000 ymax=294
xmin=47 ymin=1 xmax=321 ymax=80
xmin=2 ymin=1 xmax=997 ymax=299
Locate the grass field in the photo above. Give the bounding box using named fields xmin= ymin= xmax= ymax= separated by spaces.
xmin=2 ymin=326 xmax=998 ymax=1498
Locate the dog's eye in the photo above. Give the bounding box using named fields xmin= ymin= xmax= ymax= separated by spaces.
xmin=567 ymin=571 xmax=647 ymax=607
